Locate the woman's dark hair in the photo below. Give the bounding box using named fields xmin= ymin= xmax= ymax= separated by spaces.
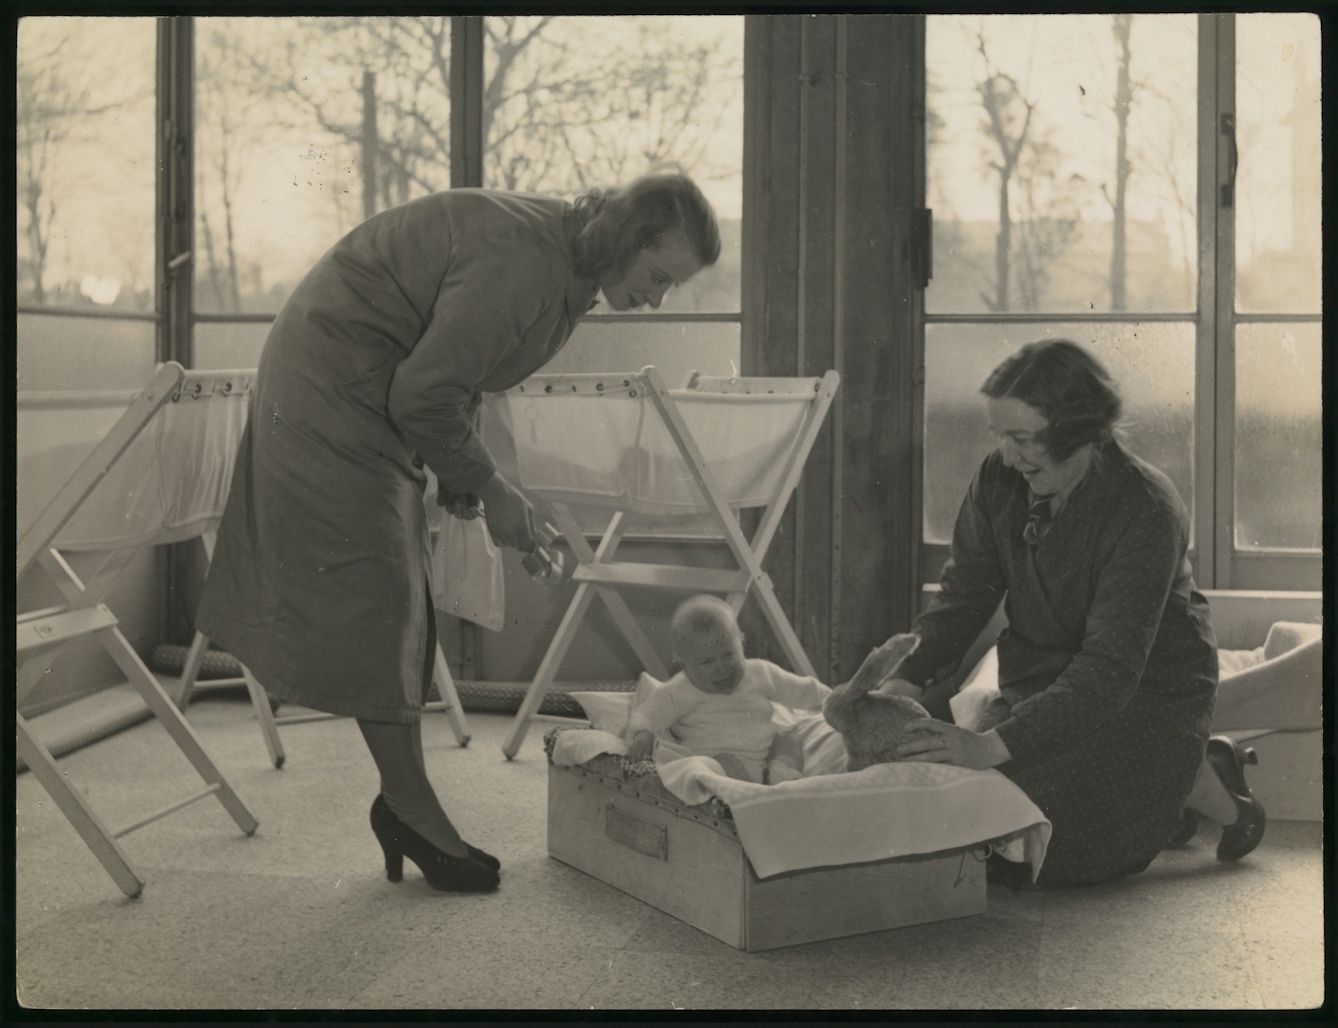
xmin=981 ymin=339 xmax=1123 ymax=460
xmin=568 ymin=173 xmax=721 ymax=282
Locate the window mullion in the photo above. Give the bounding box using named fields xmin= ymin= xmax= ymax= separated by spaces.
xmin=156 ymin=17 xmax=194 ymax=368
xmin=1212 ymin=15 xmax=1238 ymax=589
xmin=450 ymin=17 xmax=485 ymax=189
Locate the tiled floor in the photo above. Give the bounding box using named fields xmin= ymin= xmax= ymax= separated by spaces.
xmin=13 ymin=694 xmax=1326 ymax=1011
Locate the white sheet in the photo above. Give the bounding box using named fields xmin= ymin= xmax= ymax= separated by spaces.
xmin=553 ymin=688 xmax=1051 ymax=881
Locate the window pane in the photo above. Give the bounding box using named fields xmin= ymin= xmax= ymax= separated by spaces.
xmin=16 ymin=18 xmax=156 ymax=312
xmin=194 ymin=18 xmax=452 ymax=315
xmin=483 ymin=16 xmax=743 ymax=314
xmin=926 ymin=14 xmax=1197 ymax=314
xmin=923 ymin=322 xmax=1195 ymax=544
xmin=542 ymin=319 xmax=740 ymax=386
xmin=193 ymin=321 xmax=271 ymax=370
xmin=1234 ymin=324 xmax=1321 ymax=550
xmin=17 ymin=313 xmax=157 ymax=392
xmin=1235 ymin=14 xmax=1322 ymax=314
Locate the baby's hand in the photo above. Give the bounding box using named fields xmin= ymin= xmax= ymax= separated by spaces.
xmin=628 ymin=729 xmax=657 ymax=763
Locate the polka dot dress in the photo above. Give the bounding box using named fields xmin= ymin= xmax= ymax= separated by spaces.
xmin=901 ymin=441 xmax=1218 ymax=887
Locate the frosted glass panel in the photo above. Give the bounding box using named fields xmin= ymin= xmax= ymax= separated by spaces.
xmin=924 ymin=322 xmax=1195 ymax=544
xmin=17 ymin=314 xmax=157 ymax=392
xmin=194 ymin=322 xmax=272 ymax=370
xmin=1235 ymin=14 xmax=1322 ymax=314
xmin=926 ymin=14 xmax=1198 ymax=313
xmin=543 ymin=318 xmax=740 ymax=385
xmin=1234 ymin=324 xmax=1321 ymax=550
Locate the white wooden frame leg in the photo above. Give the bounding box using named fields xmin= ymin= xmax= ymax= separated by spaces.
xmin=502 ymin=506 xmax=671 ymax=759
xmin=173 ymin=630 xmax=213 ymax=710
xmin=425 ymin=644 xmax=472 ymax=746
xmin=240 ymin=666 xmax=286 ymax=768
xmin=548 ymin=504 xmax=670 ymax=680
xmin=98 ymin=623 xmax=259 ymax=835
xmin=502 ymin=580 xmax=599 ymax=759
xmin=16 ymin=714 xmax=146 ymax=899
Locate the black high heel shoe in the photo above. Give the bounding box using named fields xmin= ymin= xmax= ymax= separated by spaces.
xmin=370 ymin=794 xmax=500 ymax=872
xmin=369 ymin=795 xmax=499 ymax=892
xmin=1205 ymin=735 xmax=1266 ymax=862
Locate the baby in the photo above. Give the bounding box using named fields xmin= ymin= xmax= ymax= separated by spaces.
xmin=626 ymin=594 xmax=830 ymax=783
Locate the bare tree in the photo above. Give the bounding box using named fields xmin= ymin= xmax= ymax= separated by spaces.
xmin=971 ymin=29 xmax=1075 ymax=313
xmin=196 ymin=21 xmax=293 ymax=311
xmin=244 ymin=16 xmax=738 ymax=212
xmin=1103 ymin=15 xmax=1135 ymax=310
xmin=15 ymin=29 xmax=117 ymax=302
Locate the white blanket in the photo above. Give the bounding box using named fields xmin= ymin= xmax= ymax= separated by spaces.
xmin=553 ymin=688 xmax=1051 ymax=881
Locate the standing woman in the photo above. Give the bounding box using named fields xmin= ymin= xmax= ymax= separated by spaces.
xmin=197 ymin=174 xmax=719 ymax=893
xmin=875 ymin=340 xmax=1264 ymax=887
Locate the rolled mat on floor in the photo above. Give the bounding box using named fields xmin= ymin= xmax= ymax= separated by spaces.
xmin=16 ymin=683 xmax=155 ymax=774
xmin=148 ymin=643 xmax=635 ymax=717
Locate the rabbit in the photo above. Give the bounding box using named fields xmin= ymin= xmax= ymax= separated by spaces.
xmin=823 ymin=633 xmax=930 ymax=771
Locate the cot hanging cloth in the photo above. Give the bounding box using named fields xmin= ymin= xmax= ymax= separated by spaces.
xmin=500 ymin=365 xmax=840 ymax=758
xmin=16 ymin=363 xmax=262 ymax=897
xmin=103 ymin=370 xmax=473 ymax=759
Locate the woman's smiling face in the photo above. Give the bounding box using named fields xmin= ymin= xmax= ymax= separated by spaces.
xmin=986 ymin=396 xmax=1093 ymax=499
xmin=598 ymin=229 xmax=704 ymax=311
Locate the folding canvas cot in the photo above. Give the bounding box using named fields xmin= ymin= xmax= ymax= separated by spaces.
xmin=500 ymin=364 xmax=841 ymax=758
xmin=16 ymin=363 xmax=263 ymax=897
xmin=16 ymin=362 xmax=473 ymax=895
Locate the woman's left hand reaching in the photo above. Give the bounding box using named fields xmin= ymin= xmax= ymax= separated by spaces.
xmin=896 ymin=718 xmax=1011 ymax=770
xmin=436 ymin=485 xmax=483 ymax=520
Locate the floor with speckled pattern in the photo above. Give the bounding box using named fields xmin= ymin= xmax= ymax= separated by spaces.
xmin=14 ymin=694 xmax=1325 ymax=1011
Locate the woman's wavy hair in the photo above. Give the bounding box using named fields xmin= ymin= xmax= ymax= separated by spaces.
xmin=568 ymin=172 xmax=721 ymax=282
xmin=981 ymin=339 xmax=1123 ymax=461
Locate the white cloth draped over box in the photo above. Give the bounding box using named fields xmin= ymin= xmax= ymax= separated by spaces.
xmin=551 ymin=684 xmax=1052 ymax=882
xmin=499 ymin=366 xmax=842 ymax=758
xmin=952 ymin=621 xmax=1324 ymax=737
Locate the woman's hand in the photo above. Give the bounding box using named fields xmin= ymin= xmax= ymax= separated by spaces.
xmin=872 ymin=677 xmax=925 ymax=699
xmin=436 ymin=485 xmax=482 ymax=520
xmin=475 ymin=473 xmax=537 ymax=553
xmin=628 ymin=729 xmax=657 ymax=763
xmin=896 ymin=718 xmax=1011 ymax=770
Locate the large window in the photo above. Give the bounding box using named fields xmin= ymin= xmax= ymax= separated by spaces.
xmin=181 ymin=15 xmax=744 ymax=379
xmin=921 ymin=13 xmax=1321 ymax=590
xmin=15 ymin=17 xmax=157 ymax=391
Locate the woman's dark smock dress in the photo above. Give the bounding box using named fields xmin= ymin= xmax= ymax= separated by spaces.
xmin=896 ymin=441 xmax=1218 ymax=886
xmin=196 ymin=190 xmax=597 ymax=724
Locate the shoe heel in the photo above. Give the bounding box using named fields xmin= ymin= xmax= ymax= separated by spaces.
xmin=380 ymin=842 xmax=404 ymax=883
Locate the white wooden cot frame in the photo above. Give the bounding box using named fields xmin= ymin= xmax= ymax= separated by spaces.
xmin=15 ymin=361 xmax=471 ymax=896
xmin=500 ymin=365 xmax=841 ymax=759
xmin=16 ymin=363 xmax=260 ymax=898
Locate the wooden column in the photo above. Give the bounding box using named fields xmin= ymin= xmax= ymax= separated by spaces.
xmin=742 ymin=15 xmax=924 ymax=680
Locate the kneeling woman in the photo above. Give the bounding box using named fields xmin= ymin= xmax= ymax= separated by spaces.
xmin=879 ymin=339 xmax=1264 ymax=887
